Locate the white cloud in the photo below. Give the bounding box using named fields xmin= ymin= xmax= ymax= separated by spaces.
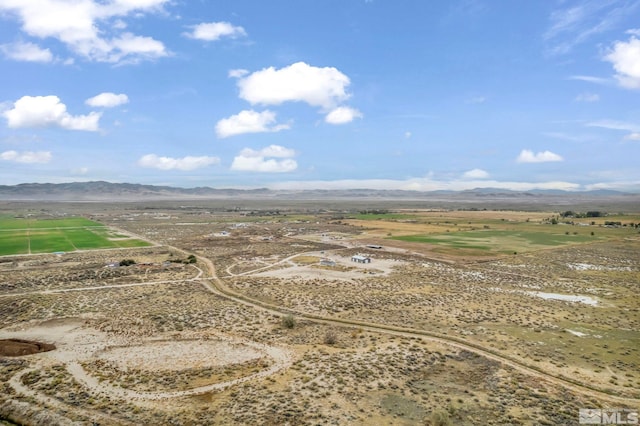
xmin=231 ymin=157 xmax=297 ymax=173
xmin=516 ymin=149 xmax=564 ymax=163
xmin=568 ymin=75 xmax=610 ymax=85
xmin=184 ymin=22 xmax=246 ymax=41
xmin=237 ymin=62 xmax=351 ymax=109
xmin=544 ymin=1 xmax=639 ymax=55
xmin=268 ymin=177 xmax=582 ymax=192
xmin=604 ymin=36 xmax=640 ymax=89
xmin=588 ymin=119 xmax=640 ymax=141
xmin=231 ymin=144 xmax=297 ymax=173
xmin=575 ymin=92 xmax=599 ymax=102
xmin=587 ymin=119 xmax=640 ymax=132
xmin=0 ymin=41 xmax=53 ymax=62
xmin=106 ymin=32 xmax=167 ymax=64
xmin=228 ymin=68 xmax=249 ymax=78
xmin=215 ymin=109 xmax=289 ymax=138
xmin=404 ymin=131 xmax=412 ymax=139
xmin=231 ymin=156 xmax=297 ymax=173
xmin=3 ymin=95 xmax=101 ymax=131
xmin=85 ymin=92 xmax=129 ymax=108
xmin=137 ymin=154 xmax=220 ymax=171
xmin=238 ymin=145 xmax=296 ymax=158
xmin=462 ymin=168 xmax=489 ymax=179
xmin=0 ymin=0 xmax=169 ymax=64
xmin=325 ymin=106 xmax=363 ymax=124
xmin=112 ymin=19 xmax=127 ymax=30
xmin=0 ymin=150 xmax=51 ymax=163
xmin=624 ymin=133 xmax=640 ymax=141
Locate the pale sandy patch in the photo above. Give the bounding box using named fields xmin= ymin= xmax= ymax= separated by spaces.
xmin=97 ymin=339 xmax=264 ymax=371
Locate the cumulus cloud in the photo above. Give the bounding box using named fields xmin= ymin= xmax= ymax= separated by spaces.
xmin=0 ymin=41 xmax=53 ymax=62
xmin=108 ymin=32 xmax=166 ymax=63
xmin=183 ymin=22 xmax=246 ymax=41
xmin=604 ymin=35 xmax=640 ymax=89
xmin=0 ymin=0 xmax=169 ymax=64
xmin=231 ymin=144 xmax=297 ymax=173
xmin=516 ymin=149 xmax=564 ymax=163
xmin=215 ymin=109 xmax=289 ymax=138
xmin=137 ymin=154 xmax=220 ymax=171
xmin=325 ymin=106 xmax=363 ymax=124
xmin=237 ymin=62 xmax=351 ymax=109
xmin=462 ymin=168 xmax=489 ymax=179
xmin=0 ymin=150 xmax=51 ymax=163
xmin=3 ymin=95 xmax=101 ymax=131
xmin=240 ymin=145 xmax=296 ymax=158
xmin=85 ymin=92 xmax=129 ymax=108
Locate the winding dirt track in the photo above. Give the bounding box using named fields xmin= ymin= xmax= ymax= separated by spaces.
xmin=9 ymin=367 xmax=137 ymax=426
xmin=190 ymin=249 xmax=640 ymax=406
xmin=64 ymin=344 xmax=293 ymax=401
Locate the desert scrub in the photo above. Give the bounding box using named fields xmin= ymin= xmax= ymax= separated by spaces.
xmin=81 ymin=358 xmax=272 ymax=392
xmin=281 ymin=314 xmax=296 ymax=329
xmin=0 ymin=358 xmax=28 ymax=398
xmin=27 ymin=364 xmax=174 ymax=424
xmin=323 ymin=330 xmax=338 ymax=346
xmin=429 ymin=409 xmax=452 ymax=426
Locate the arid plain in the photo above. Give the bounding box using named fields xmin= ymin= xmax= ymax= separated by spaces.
xmin=0 ymin=199 xmax=638 ymax=425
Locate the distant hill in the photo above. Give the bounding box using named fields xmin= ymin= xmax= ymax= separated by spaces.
xmin=0 ymin=181 xmax=636 ymax=205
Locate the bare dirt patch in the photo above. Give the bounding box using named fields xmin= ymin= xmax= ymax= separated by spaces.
xmin=0 ymin=339 xmax=55 ymax=357
xmin=96 ymin=339 xmax=265 ymax=371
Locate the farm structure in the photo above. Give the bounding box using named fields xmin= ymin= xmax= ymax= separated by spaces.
xmin=320 ymin=259 xmax=336 ymax=267
xmin=351 ymin=255 xmax=371 ymax=263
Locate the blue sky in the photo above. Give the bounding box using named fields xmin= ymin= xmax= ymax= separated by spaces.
xmin=0 ymin=0 xmax=639 ymax=192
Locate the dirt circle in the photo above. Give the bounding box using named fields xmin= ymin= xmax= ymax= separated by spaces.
xmin=0 ymin=339 xmax=56 ymax=357
xmin=96 ymin=339 xmax=265 ymax=371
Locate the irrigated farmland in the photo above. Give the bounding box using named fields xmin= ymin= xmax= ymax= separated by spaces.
xmin=0 ymin=216 xmax=151 ymax=255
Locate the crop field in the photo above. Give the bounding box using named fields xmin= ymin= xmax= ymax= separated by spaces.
xmin=0 ymin=200 xmax=638 ymax=425
xmin=345 ymin=211 xmax=640 ymax=258
xmin=391 ymin=229 xmax=599 ymax=255
xmin=0 ymin=217 xmax=151 ymax=255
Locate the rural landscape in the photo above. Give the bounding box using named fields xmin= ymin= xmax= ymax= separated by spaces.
xmin=0 ymin=188 xmax=638 ymax=425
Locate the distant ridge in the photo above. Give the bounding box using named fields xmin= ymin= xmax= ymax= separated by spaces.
xmin=0 ymin=181 xmax=636 ymax=203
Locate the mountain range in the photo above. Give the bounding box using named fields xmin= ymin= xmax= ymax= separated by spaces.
xmin=0 ymin=181 xmax=636 ymax=203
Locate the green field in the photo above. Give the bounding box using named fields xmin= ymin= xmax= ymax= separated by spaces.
xmin=390 ymin=229 xmax=601 ymax=255
xmin=0 ymin=217 xmax=151 ymax=255
xmin=350 ymin=213 xmax=420 ymax=221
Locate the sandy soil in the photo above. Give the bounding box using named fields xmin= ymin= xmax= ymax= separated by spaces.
xmin=0 ymin=317 xmax=293 ymax=401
